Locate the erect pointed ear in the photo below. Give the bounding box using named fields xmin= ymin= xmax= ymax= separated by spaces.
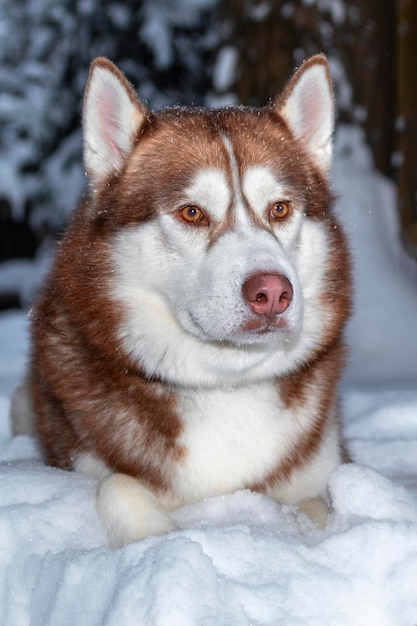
xmin=83 ymin=57 xmax=147 ymax=188
xmin=275 ymin=55 xmax=334 ymax=173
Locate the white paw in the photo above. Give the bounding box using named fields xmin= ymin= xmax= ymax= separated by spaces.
xmin=97 ymin=473 xmax=179 ymax=548
xmin=297 ymin=496 xmax=330 ymax=529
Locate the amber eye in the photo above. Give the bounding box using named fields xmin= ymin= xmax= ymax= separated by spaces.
xmin=179 ymin=205 xmax=207 ymax=225
xmin=270 ymin=201 xmax=290 ymax=220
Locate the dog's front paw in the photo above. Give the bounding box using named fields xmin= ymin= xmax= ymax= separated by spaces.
xmin=97 ymin=473 xmax=179 ymax=548
xmin=297 ymin=496 xmax=330 ymax=529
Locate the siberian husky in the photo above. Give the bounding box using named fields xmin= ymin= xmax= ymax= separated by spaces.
xmin=12 ymin=55 xmax=351 ymax=548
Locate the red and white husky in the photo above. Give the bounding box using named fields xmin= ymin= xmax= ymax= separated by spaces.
xmin=12 ymin=55 xmax=351 ymax=548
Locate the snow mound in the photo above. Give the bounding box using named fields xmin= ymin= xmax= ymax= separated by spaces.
xmin=1 ymin=438 xmax=417 ymax=625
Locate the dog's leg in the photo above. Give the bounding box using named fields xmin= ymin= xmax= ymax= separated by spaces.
xmin=96 ymin=473 xmax=179 ymax=548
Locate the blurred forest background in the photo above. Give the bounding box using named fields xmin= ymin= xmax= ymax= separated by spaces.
xmin=0 ymin=0 xmax=416 ymax=309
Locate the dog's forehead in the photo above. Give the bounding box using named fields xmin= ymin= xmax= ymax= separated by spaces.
xmin=128 ymin=107 xmax=304 ymax=220
xmin=143 ymin=106 xmax=292 ymax=167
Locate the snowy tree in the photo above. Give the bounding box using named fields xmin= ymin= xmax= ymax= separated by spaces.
xmin=0 ymin=0 xmax=218 ymax=245
xmin=397 ymin=0 xmax=417 ymax=259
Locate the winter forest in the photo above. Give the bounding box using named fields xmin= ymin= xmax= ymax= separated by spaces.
xmin=1 ymin=0 xmax=417 ymax=624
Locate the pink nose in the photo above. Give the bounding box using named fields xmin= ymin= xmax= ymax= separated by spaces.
xmin=242 ymin=273 xmax=293 ymax=317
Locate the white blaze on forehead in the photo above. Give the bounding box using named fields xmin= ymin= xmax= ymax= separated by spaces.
xmin=243 ymin=166 xmax=288 ymax=219
xmin=186 ymin=168 xmax=231 ymax=222
xmin=221 ymin=135 xmax=251 ymax=228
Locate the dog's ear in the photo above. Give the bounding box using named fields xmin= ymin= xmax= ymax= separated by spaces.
xmin=275 ymin=55 xmax=334 ymax=173
xmin=83 ymin=57 xmax=147 ymax=188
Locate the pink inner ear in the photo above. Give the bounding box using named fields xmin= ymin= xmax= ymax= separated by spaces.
xmin=97 ymin=85 xmax=125 ymax=162
xmin=299 ymin=90 xmax=322 ymax=144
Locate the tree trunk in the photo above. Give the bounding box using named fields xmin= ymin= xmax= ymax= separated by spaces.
xmin=397 ymin=0 xmax=417 ymax=258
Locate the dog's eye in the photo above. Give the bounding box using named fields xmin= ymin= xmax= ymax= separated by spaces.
xmin=179 ymin=206 xmax=208 ymax=225
xmin=270 ymin=202 xmax=291 ymax=220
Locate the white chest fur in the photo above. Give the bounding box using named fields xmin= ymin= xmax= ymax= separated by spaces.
xmin=170 ymin=381 xmax=318 ymax=505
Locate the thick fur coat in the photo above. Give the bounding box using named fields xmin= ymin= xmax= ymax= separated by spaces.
xmin=12 ymin=55 xmax=351 ymax=547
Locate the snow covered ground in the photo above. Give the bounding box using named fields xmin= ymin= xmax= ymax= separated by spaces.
xmin=1 ymin=126 xmax=417 ymax=625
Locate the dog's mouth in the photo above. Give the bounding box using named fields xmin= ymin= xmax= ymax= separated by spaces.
xmin=240 ymin=317 xmax=289 ymax=334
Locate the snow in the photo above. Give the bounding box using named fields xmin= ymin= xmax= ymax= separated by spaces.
xmin=140 ymin=0 xmax=218 ymax=69
xmin=334 ymin=125 xmax=417 ymax=386
xmin=212 ymin=46 xmax=239 ymax=93
xmin=301 ymin=0 xmax=346 ymax=25
xmin=1 ymin=126 xmax=417 ymax=623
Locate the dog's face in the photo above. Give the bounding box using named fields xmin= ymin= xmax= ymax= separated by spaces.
xmin=79 ymin=57 xmax=349 ymax=386
xmin=111 ymin=113 xmax=326 ymax=346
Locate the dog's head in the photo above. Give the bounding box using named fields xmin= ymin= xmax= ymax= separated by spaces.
xmin=77 ymin=56 xmax=350 ymax=385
